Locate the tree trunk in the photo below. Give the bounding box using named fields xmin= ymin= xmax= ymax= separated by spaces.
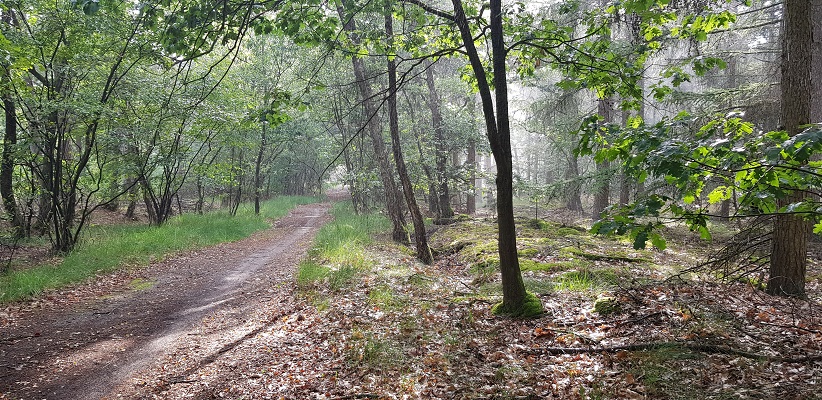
xmin=1 ymin=88 xmax=22 ymax=237
xmin=810 ymin=0 xmax=821 ymax=242
xmin=405 ymin=92 xmax=440 ymax=217
xmin=451 ymin=0 xmax=529 ymax=314
xmin=565 ymin=153 xmax=584 ymax=212
xmin=254 ymin=122 xmax=267 ymax=215
xmin=618 ymin=110 xmax=630 ymax=207
xmin=591 ymin=98 xmax=613 ymax=221
xmin=812 ymin=0 xmax=822 ymax=122
xmin=767 ymin=0 xmax=811 ymax=297
xmin=424 ymin=61 xmax=454 ymax=221
xmin=385 ymin=9 xmax=432 ymax=264
xmin=338 ymin=2 xmax=408 ymax=244
xmin=466 ymin=140 xmax=477 ymax=214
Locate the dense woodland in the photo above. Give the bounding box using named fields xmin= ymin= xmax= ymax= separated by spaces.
xmin=1 ymin=0 xmax=822 ymax=396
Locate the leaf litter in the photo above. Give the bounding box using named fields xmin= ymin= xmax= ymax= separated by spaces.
xmin=3 ymin=207 xmax=821 ymax=399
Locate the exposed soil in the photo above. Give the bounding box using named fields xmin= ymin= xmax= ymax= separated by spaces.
xmin=0 ymin=202 xmax=331 ymax=399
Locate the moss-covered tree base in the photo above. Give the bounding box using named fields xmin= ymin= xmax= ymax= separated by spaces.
xmin=491 ymin=292 xmax=543 ymax=318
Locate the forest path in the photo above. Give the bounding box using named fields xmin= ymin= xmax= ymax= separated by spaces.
xmin=0 ymin=202 xmax=331 ymax=399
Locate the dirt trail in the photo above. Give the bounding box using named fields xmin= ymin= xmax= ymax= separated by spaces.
xmin=0 ymin=202 xmax=330 ymax=399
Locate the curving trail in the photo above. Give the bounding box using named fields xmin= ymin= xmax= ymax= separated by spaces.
xmin=0 ymin=202 xmax=330 ymax=399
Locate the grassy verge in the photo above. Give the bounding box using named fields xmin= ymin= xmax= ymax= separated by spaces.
xmin=0 ymin=196 xmax=317 ymax=303
xmin=297 ymin=202 xmax=388 ymax=290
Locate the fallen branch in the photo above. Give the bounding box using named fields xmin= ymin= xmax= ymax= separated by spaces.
xmin=333 ymin=393 xmax=381 ymax=400
xmin=523 ymin=341 xmax=822 ymax=363
xmin=164 ymin=376 xmax=198 ymax=384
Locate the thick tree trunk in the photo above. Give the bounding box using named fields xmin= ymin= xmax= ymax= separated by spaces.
xmin=424 ymin=61 xmax=454 ymax=221
xmin=812 ymin=0 xmax=822 ymax=122
xmin=385 ymin=10 xmax=432 ymax=264
xmin=767 ymin=0 xmax=811 ymax=297
xmin=451 ymin=0 xmax=529 ymax=313
xmin=339 ymin=2 xmax=408 ymax=244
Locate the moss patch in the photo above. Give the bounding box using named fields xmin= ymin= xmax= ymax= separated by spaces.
xmin=491 ymin=291 xmax=543 ymax=318
xmin=520 ymin=259 xmax=590 ymax=272
xmin=593 ymin=294 xmax=621 ymax=315
xmin=128 ymin=278 xmax=156 ymax=291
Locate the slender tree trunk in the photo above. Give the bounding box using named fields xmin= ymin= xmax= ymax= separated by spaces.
xmin=338 ymin=2 xmax=408 ymax=244
xmin=565 ymin=152 xmax=584 ymax=212
xmin=618 ymin=110 xmax=630 ymax=207
xmin=405 ymin=92 xmax=440 ymax=216
xmin=0 ymin=1 xmax=22 ymax=238
xmin=1 ymin=88 xmax=21 ymax=236
xmin=385 ymin=9 xmax=432 ymax=264
xmin=254 ymin=122 xmax=267 ymax=215
xmin=466 ymin=140 xmax=477 ymax=214
xmin=767 ymin=0 xmax=811 ymax=297
xmin=591 ymin=98 xmax=613 ymax=220
xmin=424 ymin=61 xmax=453 ymax=221
xmin=125 ymin=176 xmax=138 ymax=219
xmin=451 ymin=0 xmax=529 ymax=313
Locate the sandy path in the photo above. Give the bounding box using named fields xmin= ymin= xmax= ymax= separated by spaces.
xmin=0 ymin=202 xmax=330 ymax=399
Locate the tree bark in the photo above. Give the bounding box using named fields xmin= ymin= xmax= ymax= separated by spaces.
xmin=338 ymin=2 xmax=408 ymax=244
xmin=424 ymin=61 xmax=454 ymax=221
xmin=767 ymin=0 xmax=811 ymax=297
xmin=254 ymin=122 xmax=267 ymax=215
xmin=591 ymin=98 xmax=613 ymax=221
xmin=1 ymin=80 xmax=22 ymax=236
xmin=812 ymin=0 xmax=822 ymax=121
xmin=466 ymin=139 xmax=477 ymax=214
xmin=565 ymin=153 xmax=584 ymax=212
xmin=385 ymin=9 xmax=432 ymax=264
xmin=451 ymin=0 xmax=527 ymax=312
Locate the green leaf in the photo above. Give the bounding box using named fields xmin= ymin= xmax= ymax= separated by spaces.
xmin=698 ymin=225 xmax=712 ymax=241
xmin=650 ymin=233 xmax=666 ymax=251
xmin=633 ymin=230 xmax=649 ymax=250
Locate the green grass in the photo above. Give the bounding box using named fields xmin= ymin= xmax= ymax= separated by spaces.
xmin=0 ymin=196 xmax=317 ymax=303
xmin=297 ymin=202 xmax=388 ymax=292
xmin=552 ymin=267 xmax=621 ymax=292
xmin=297 ymin=260 xmax=331 ymax=286
xmin=519 ymin=258 xmax=591 ymax=272
xmin=313 ymin=202 xmax=389 ymax=257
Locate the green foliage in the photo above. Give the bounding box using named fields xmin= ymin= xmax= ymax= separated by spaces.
xmin=578 ymin=114 xmax=822 ymax=249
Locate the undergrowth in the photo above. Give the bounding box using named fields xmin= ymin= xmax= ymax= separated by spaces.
xmin=0 ymin=196 xmax=317 ymax=303
xmin=297 ymin=202 xmax=388 ymax=291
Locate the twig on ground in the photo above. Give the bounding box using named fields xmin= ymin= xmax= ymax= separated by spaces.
xmin=333 ymin=394 xmax=381 ymax=400
xmin=523 ymin=341 xmax=822 ymax=364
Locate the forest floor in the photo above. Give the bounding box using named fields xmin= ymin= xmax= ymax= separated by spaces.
xmin=2 ymin=199 xmax=822 ymax=399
